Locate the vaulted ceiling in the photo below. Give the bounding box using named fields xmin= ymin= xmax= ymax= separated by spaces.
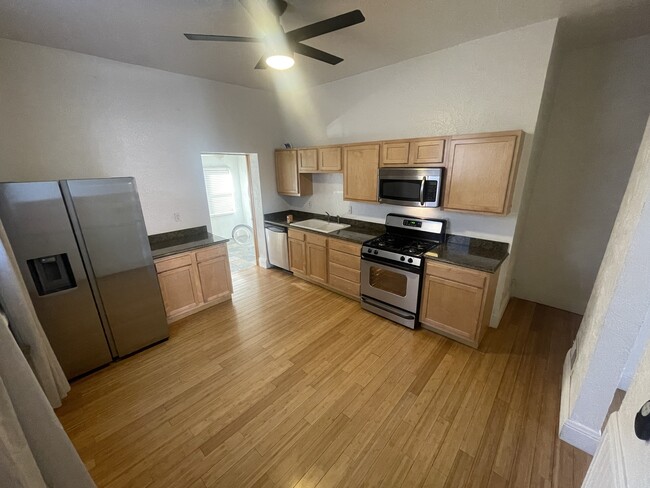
xmin=1 ymin=0 xmax=649 ymax=90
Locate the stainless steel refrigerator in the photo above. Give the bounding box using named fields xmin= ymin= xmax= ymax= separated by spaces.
xmin=0 ymin=178 xmax=168 ymax=379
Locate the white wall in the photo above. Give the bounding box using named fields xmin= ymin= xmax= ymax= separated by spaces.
xmin=0 ymin=37 xmax=288 ymax=236
xmin=559 ymin=116 xmax=650 ymax=454
xmin=275 ymin=19 xmax=559 ymax=324
xmin=513 ymin=35 xmax=650 ymax=314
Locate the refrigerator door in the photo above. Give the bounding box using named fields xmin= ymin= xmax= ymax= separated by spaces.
xmin=0 ymin=182 xmax=112 ymax=378
xmin=61 ymin=178 xmax=168 ymax=357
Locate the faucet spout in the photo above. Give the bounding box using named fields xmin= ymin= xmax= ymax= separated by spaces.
xmin=325 ymin=211 xmax=331 ymax=223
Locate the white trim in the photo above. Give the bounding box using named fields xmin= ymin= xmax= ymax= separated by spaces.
xmin=559 ymin=344 xmax=602 ymax=455
xmin=581 ymin=412 xmax=627 ymax=488
xmin=560 ymin=418 xmax=601 ymax=455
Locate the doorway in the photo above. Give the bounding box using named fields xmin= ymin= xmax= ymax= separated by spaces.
xmin=201 ymin=153 xmax=257 ymax=275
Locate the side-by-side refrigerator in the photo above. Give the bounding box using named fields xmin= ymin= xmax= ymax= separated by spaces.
xmin=0 ymin=178 xmax=168 ymax=379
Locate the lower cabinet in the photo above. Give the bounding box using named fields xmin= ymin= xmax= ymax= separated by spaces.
xmin=419 ymin=259 xmax=499 ymax=348
xmin=288 ymin=229 xmax=361 ymax=299
xmin=155 ymin=243 xmax=233 ymax=323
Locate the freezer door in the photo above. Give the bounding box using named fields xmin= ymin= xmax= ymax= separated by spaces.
xmin=0 ymin=182 xmax=112 ymax=378
xmin=62 ymin=178 xmax=168 ymax=357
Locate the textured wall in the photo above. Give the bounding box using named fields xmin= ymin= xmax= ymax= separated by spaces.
xmin=276 ymin=20 xmax=559 ymax=324
xmin=513 ymin=35 xmax=650 ymax=314
xmin=563 ymin=116 xmax=650 ymax=448
xmin=0 ymin=38 xmax=288 ymax=235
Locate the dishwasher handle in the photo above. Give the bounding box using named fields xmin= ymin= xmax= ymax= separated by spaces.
xmin=265 ymin=225 xmax=287 ymax=233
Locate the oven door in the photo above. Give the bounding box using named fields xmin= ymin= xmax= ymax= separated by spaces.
xmin=360 ymin=258 xmax=421 ymax=313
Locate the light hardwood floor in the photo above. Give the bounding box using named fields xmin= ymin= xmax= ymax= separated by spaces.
xmin=57 ymin=266 xmax=591 ymax=487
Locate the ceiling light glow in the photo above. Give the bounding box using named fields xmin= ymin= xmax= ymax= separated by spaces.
xmin=265 ymin=54 xmax=295 ymax=70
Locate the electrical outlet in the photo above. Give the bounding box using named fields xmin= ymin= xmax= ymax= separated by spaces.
xmin=307 ymin=201 xmax=312 ymax=208
xmin=173 ymin=212 xmax=182 ymax=222
xmin=348 ymin=205 xmax=352 ymax=214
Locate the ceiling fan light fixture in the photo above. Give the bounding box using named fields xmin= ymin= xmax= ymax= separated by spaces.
xmin=265 ymin=53 xmax=295 ymax=70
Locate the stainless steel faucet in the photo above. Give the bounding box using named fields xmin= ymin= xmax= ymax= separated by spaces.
xmin=336 ymin=215 xmax=341 ymax=224
xmin=325 ymin=211 xmax=331 ymax=222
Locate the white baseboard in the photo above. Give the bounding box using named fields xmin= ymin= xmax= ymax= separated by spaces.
xmin=559 ymin=345 xmax=601 ymax=455
xmin=560 ymin=418 xmax=601 ymax=455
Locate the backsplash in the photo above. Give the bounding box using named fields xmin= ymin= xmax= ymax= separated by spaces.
xmin=283 ymin=173 xmax=517 ymax=243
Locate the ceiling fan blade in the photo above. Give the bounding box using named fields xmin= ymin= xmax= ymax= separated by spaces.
xmin=184 ymin=33 xmax=262 ymax=42
xmin=286 ymin=10 xmax=365 ymax=42
xmin=254 ymin=56 xmax=267 ymax=69
xmin=293 ymin=43 xmax=343 ymax=65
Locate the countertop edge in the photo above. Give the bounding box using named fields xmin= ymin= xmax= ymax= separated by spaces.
xmin=151 ymin=237 xmax=229 ymax=260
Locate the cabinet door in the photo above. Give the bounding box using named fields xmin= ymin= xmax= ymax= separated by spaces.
xmin=343 ymin=144 xmax=380 ymax=202
xmin=318 ymin=146 xmax=342 ymax=172
xmin=197 ymin=256 xmax=232 ymax=303
xmin=288 ymin=237 xmax=306 ymax=274
xmin=444 ymin=133 xmax=521 ymax=214
xmin=298 ymin=148 xmax=318 ymax=173
xmin=420 ymin=274 xmax=484 ymax=343
xmin=381 ymin=142 xmax=410 ymax=167
xmin=275 ymin=150 xmax=299 ymax=194
xmin=409 ymin=139 xmax=445 ymax=165
xmin=306 ymin=243 xmax=328 ymax=284
xmin=158 ymin=265 xmax=201 ymax=317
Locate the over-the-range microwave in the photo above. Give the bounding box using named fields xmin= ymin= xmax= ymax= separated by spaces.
xmin=378 ymin=167 xmax=443 ymax=208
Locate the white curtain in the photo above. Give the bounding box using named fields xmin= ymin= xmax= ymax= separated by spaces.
xmin=0 ymin=219 xmax=69 ymax=407
xmin=0 ymin=311 xmax=95 ymax=487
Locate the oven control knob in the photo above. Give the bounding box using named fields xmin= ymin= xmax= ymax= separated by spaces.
xmin=408 ymin=258 xmax=413 ymax=263
xmin=400 ymin=256 xmax=405 ymax=261
xmin=373 ymin=250 xmax=379 ymax=255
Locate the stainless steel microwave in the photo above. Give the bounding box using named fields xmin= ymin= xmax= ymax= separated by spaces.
xmin=378 ymin=168 xmax=443 ymax=207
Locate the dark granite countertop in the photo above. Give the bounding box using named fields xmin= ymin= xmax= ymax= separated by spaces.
xmin=265 ymin=211 xmax=508 ymax=272
xmin=426 ymin=235 xmax=509 ymax=273
xmin=264 ymin=210 xmax=385 ymax=244
xmin=149 ymin=226 xmax=229 ymax=259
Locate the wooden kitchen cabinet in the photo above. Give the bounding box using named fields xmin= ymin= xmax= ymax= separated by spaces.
xmin=318 ymin=146 xmax=342 ymax=172
xmin=306 ymin=232 xmax=328 ymax=284
xmin=343 ymin=144 xmax=380 ymax=202
xmin=288 ymin=229 xmax=307 ymax=274
xmin=275 ymin=150 xmax=313 ymax=196
xmin=154 ymin=243 xmax=233 ymax=323
xmin=380 ymin=137 xmax=446 ymax=167
xmin=443 ymin=131 xmax=523 ymax=215
xmin=419 ymin=259 xmax=499 ymax=348
xmin=327 ymin=238 xmax=361 ymax=298
xmin=298 ymin=148 xmax=318 ymax=172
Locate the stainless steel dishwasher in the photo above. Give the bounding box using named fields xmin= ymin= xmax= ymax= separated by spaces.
xmin=265 ymin=224 xmax=290 ymax=271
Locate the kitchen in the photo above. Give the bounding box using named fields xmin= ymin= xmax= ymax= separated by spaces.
xmin=1 ymin=1 xmax=649 ymax=487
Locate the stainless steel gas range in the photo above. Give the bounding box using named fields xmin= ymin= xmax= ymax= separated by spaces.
xmin=360 ymin=214 xmax=446 ymax=329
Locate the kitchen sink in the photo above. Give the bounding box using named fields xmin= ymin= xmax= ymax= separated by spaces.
xmin=290 ymin=219 xmax=350 ymax=234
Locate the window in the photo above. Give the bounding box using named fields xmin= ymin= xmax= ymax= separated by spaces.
xmin=203 ymin=167 xmax=235 ymax=216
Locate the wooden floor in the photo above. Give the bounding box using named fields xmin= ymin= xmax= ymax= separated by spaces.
xmin=57 ymin=266 xmax=592 ymax=488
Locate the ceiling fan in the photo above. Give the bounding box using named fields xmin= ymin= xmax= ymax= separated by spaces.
xmin=184 ymin=0 xmax=365 ymax=70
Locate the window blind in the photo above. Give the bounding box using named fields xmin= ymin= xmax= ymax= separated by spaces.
xmin=203 ymin=167 xmax=235 ymax=216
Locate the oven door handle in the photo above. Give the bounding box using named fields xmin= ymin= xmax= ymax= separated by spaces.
xmin=361 ymin=296 xmax=415 ymax=320
xmin=419 ymin=177 xmax=426 ymax=206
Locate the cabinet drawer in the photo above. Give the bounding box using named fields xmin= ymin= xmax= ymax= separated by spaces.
xmin=329 ymin=274 xmax=360 ymax=297
xmin=305 ymin=232 xmax=328 ymax=247
xmin=329 ymin=249 xmax=361 ymax=270
xmin=329 ymin=262 xmax=360 ymax=283
xmin=288 ymin=229 xmax=306 ymax=241
xmin=155 ymin=254 xmax=192 ymax=273
xmin=328 ymin=238 xmax=361 ymax=256
xmin=425 ymin=260 xmax=486 ymax=288
xmin=195 ymin=244 xmax=227 ymax=263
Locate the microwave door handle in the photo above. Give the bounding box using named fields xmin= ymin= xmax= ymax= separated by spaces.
xmin=419 ymin=177 xmax=426 ymax=205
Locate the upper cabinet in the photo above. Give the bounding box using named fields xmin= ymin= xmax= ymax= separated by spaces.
xmin=275 ymin=150 xmax=313 ymax=196
xmin=343 ymin=144 xmax=380 ymax=203
xmin=380 ymin=137 xmax=447 ymax=167
xmin=297 ymin=146 xmax=342 ymax=173
xmin=298 ymin=148 xmax=318 ymax=172
xmin=443 ymin=131 xmax=524 ymax=215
